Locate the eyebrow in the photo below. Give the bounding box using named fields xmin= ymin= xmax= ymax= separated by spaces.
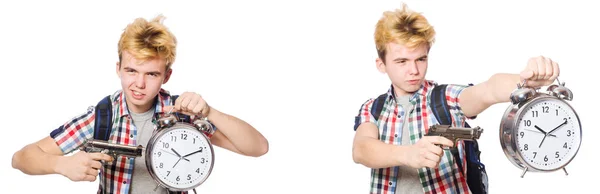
xmin=123 ymin=67 xmax=162 ymax=75
xmin=392 ymin=55 xmax=428 ymax=62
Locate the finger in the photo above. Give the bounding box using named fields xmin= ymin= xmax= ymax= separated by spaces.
xmin=544 ymin=58 xmax=553 ymax=80
xmin=422 ymin=159 xmax=438 ymax=168
xmin=174 ymin=93 xmax=186 ymax=111
xmin=192 ymin=102 xmax=205 ymax=116
xmin=423 ymin=151 xmax=441 ymax=163
xmin=536 ymin=57 xmax=546 ymax=80
xmin=89 ymin=153 xmax=114 ymax=162
xmin=426 ymin=143 xmax=444 ymax=156
xmin=86 ymin=168 xmax=99 ymax=176
xmin=551 ymin=60 xmax=559 ymax=81
xmin=90 ymin=160 xmax=102 ymax=169
xmin=180 ymin=93 xmax=193 ymax=111
xmin=186 ymin=94 xmax=201 ymax=113
xmin=520 ymin=69 xmax=534 ymax=81
xmin=84 ymin=175 xmax=97 ymax=182
xmin=428 ymin=136 xmax=454 ymax=147
xmin=162 ymin=105 xmax=177 ymax=113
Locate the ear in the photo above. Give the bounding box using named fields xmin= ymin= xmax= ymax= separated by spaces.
xmin=116 ymin=62 xmax=121 ymax=78
xmin=163 ymin=68 xmax=173 ymax=84
xmin=376 ymin=58 xmax=387 ymax=74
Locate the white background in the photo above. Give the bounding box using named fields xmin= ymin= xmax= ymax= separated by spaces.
xmin=0 ymin=0 xmax=598 ymax=193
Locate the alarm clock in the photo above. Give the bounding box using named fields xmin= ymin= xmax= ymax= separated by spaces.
xmin=500 ymin=78 xmax=582 ymax=178
xmin=145 ymin=113 xmax=216 ymax=192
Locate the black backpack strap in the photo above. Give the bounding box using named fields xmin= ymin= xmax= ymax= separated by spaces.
xmin=94 ymin=95 xmax=113 ymax=141
xmin=171 ymin=95 xmax=192 ymax=123
xmin=430 ymin=84 xmax=487 ymax=194
xmin=371 ymin=93 xmax=388 ymax=121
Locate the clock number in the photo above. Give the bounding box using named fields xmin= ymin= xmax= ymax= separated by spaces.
xmin=196 ymin=168 xmax=200 ymax=173
xmin=524 ymin=120 xmax=531 ymax=127
xmin=181 ymin=134 xmax=188 ymax=140
xmin=563 ymin=142 xmax=568 ymax=148
xmin=187 ymin=174 xmax=192 ymax=180
xmin=167 ymin=171 xmax=171 ymax=176
xmin=176 ymin=176 xmax=180 ymax=181
xmin=563 ymin=118 xmax=567 ymax=122
xmin=519 ymin=131 xmax=524 ymax=138
xmin=524 ymin=144 xmax=528 ymax=151
xmin=533 ymin=152 xmax=537 ymax=158
xmin=157 ymin=152 xmax=162 ymax=157
xmin=193 ymin=138 xmax=196 ymax=144
xmin=201 ymin=158 xmax=205 ymax=164
xmin=556 ymin=109 xmax=559 ymax=116
xmin=567 ymin=130 xmax=572 ymax=137
xmin=162 ymin=142 xmax=169 ymax=148
xmin=159 ymin=163 xmax=163 ymax=168
xmin=171 ymin=136 xmax=177 ymax=142
xmin=542 ymin=106 xmax=549 ymax=113
xmin=555 ymin=151 xmax=560 ymax=158
xmin=532 ymin=111 xmax=538 ymax=117
xmin=544 ymin=156 xmax=548 ymax=162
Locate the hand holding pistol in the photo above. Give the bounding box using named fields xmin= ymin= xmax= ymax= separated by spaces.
xmin=426 ymin=125 xmax=483 ymax=149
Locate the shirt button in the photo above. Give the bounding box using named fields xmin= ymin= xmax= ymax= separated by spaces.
xmin=394 ymin=134 xmax=398 ymax=137
xmin=130 ymin=134 xmax=134 ymax=138
xmin=389 ymin=181 xmax=393 ymax=186
xmin=123 ymin=181 xmax=127 ymax=184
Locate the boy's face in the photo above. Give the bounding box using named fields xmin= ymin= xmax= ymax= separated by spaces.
xmin=116 ymin=50 xmax=172 ymax=113
xmin=376 ymin=42 xmax=429 ymax=97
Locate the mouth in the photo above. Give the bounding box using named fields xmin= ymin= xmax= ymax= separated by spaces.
xmin=131 ymin=90 xmax=145 ymax=99
xmin=407 ymin=79 xmax=420 ymax=84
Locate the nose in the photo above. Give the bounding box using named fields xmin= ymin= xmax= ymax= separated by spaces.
xmin=408 ymin=61 xmax=419 ymax=75
xmin=135 ymin=74 xmax=146 ymax=89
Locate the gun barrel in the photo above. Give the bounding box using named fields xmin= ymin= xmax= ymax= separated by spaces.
xmin=428 ymin=125 xmax=483 ymax=140
xmin=82 ymin=139 xmax=143 ymax=157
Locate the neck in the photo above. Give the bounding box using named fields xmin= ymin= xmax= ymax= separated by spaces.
xmin=126 ymin=101 xmax=154 ymax=114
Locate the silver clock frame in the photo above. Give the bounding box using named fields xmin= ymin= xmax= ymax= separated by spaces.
xmin=145 ymin=121 xmax=216 ymax=192
xmin=499 ymin=80 xmax=582 ymax=178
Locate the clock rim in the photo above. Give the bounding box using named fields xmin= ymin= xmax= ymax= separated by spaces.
xmin=145 ymin=122 xmax=215 ymax=191
xmin=500 ymin=93 xmax=582 ymax=172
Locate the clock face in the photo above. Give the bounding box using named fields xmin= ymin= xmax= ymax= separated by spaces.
xmin=149 ymin=127 xmax=213 ymax=190
xmin=516 ymin=98 xmax=581 ymax=171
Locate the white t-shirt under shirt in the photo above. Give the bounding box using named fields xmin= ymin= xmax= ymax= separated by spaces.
xmin=129 ymin=107 xmax=169 ymax=194
xmin=395 ymin=95 xmax=423 ymax=194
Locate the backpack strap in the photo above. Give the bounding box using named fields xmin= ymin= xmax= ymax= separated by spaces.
xmin=429 ymin=84 xmax=465 ymax=169
xmin=430 ymin=84 xmax=488 ymax=194
xmin=371 ymin=93 xmax=388 ymax=121
xmin=94 ymin=95 xmax=113 ymax=141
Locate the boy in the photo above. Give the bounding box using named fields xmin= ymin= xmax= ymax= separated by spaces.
xmin=351 ymin=4 xmax=559 ymax=194
xmin=12 ymin=15 xmax=269 ymax=194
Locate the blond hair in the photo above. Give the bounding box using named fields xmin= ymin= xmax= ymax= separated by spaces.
xmin=118 ymin=15 xmax=177 ymax=69
xmin=374 ymin=3 xmax=435 ymax=61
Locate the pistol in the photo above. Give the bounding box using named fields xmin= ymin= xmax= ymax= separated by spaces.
xmin=426 ymin=125 xmax=483 ymax=148
xmin=80 ymin=139 xmax=144 ymax=160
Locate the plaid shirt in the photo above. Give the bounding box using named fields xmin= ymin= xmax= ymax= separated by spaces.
xmin=354 ymin=80 xmax=473 ymax=194
xmin=50 ymin=89 xmax=214 ymax=194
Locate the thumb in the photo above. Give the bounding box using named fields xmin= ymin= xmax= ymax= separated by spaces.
xmin=520 ymin=69 xmax=534 ymax=80
xmin=162 ymin=105 xmax=177 ymax=113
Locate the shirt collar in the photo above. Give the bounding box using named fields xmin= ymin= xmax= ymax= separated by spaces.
xmin=114 ymin=88 xmax=172 ymax=118
xmin=386 ymin=80 xmax=436 ymax=103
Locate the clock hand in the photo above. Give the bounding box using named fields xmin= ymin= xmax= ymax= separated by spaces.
xmin=182 ymin=149 xmax=203 ymax=158
xmin=534 ymin=125 xmax=548 ymax=135
xmin=538 ymin=135 xmax=548 ymax=148
xmin=172 ymin=158 xmax=182 ymax=168
xmin=168 ymin=148 xmax=190 ymax=162
xmin=547 ymin=120 xmax=568 ymax=135
xmin=524 ymin=129 xmax=556 ymax=137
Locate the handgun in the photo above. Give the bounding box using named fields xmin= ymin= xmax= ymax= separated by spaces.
xmin=80 ymin=139 xmax=144 ymax=160
xmin=426 ymin=124 xmax=483 ymax=149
